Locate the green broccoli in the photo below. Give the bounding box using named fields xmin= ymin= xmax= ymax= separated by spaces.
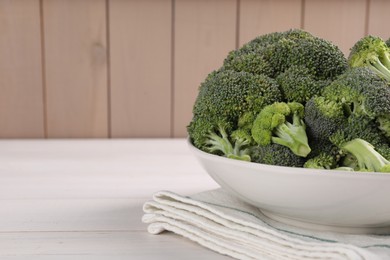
xmin=262 ymin=32 xmax=347 ymax=80
xmin=348 ymin=35 xmax=390 ymax=81
xmin=304 ymin=96 xmax=346 ymax=141
xmin=331 ymin=138 xmax=390 ymax=172
xmin=188 ymin=69 xmax=282 ymax=159
xmin=322 ymin=67 xmax=390 ymax=138
xmin=205 ymin=125 xmax=251 ymax=162
xmin=304 ymin=153 xmax=337 ymax=169
xmin=250 ymin=143 xmax=305 ymax=167
xmin=224 ymin=29 xmax=347 ymax=80
xmin=251 ymin=102 xmax=311 ymax=157
xmin=276 ymin=66 xmax=330 ymax=103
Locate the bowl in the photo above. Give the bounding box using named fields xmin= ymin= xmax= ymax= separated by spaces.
xmin=188 ymin=140 xmax=390 ymax=234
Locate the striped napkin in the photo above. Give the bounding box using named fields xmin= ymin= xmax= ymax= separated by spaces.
xmin=142 ymin=188 xmax=390 ymax=260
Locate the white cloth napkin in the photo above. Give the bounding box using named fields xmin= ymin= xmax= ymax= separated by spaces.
xmin=142 ymin=188 xmax=390 ymax=260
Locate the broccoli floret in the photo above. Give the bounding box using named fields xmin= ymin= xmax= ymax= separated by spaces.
xmin=250 ymin=144 xmax=305 ymax=167
xmin=333 ymin=138 xmax=390 ymax=172
xmin=251 ymin=102 xmax=311 ymax=157
xmin=348 ymin=36 xmax=390 ymax=82
xmin=263 ymin=32 xmax=347 ymax=80
xmin=224 ymin=29 xmax=347 ymax=80
xmin=222 ymin=52 xmax=274 ymax=77
xmin=329 ymin=114 xmax=390 ymax=160
xmin=205 ymin=125 xmax=251 ymax=162
xmin=322 ymin=67 xmax=390 ymax=139
xmin=304 ymin=153 xmax=337 ymax=169
xmin=304 ymin=96 xmax=346 ymax=141
xmin=188 ymin=69 xmax=282 ymax=154
xmin=276 ymin=65 xmax=330 ymax=103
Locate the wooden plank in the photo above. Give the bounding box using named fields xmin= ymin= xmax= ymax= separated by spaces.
xmin=304 ymin=0 xmax=367 ymax=56
xmin=0 ymin=199 xmax=145 ymax=232
xmin=0 ymin=139 xmax=219 ymax=199
xmin=43 ymin=0 xmax=108 ymax=138
xmin=0 ymin=232 xmax=230 ymax=259
xmin=0 ymin=0 xmax=44 ymax=138
xmin=239 ymin=0 xmax=302 ymax=46
xmin=109 ymin=0 xmax=172 ymax=138
xmin=173 ymin=0 xmax=237 ymax=137
xmin=367 ymin=0 xmax=390 ymax=40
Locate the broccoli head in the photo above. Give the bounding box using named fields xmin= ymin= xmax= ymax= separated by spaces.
xmin=250 ymin=143 xmax=305 ymax=167
xmin=188 ymin=69 xmax=282 ymax=158
xmin=332 ymin=138 xmax=390 ymax=172
xmin=322 ymin=67 xmax=390 ymax=138
xmin=251 ymin=102 xmax=311 ymax=157
xmin=276 ymin=65 xmax=330 ymax=103
xmin=262 ymin=32 xmax=347 ymax=80
xmin=304 ymin=153 xmax=338 ymax=170
xmin=348 ymin=35 xmax=390 ymax=82
xmin=304 ymin=96 xmax=346 ymax=141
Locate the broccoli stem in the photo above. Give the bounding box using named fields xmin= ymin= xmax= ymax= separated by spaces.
xmin=342 ymin=138 xmax=390 ymax=172
xmin=206 ymin=126 xmax=251 ymax=162
xmin=272 ymin=113 xmax=311 ymax=157
xmin=371 ymin=57 xmax=390 ymax=81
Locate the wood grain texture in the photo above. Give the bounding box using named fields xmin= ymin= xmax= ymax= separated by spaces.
xmin=0 ymin=232 xmax=229 ymax=259
xmin=43 ymin=0 xmax=108 ymax=138
xmin=367 ymin=0 xmax=390 ymax=40
xmin=109 ymin=0 xmax=172 ymax=138
xmin=304 ymin=0 xmax=367 ymax=55
xmin=173 ymin=0 xmax=237 ymax=137
xmin=0 ymin=0 xmax=44 ymax=138
xmin=239 ymin=0 xmax=302 ymax=46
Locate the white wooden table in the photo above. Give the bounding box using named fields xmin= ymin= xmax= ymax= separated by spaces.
xmin=0 ymin=139 xmax=230 ymax=259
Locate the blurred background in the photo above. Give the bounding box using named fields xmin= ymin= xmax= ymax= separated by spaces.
xmin=0 ymin=0 xmax=388 ymax=139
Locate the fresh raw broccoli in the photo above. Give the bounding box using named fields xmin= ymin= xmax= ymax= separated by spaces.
xmin=330 ymin=114 xmax=390 ymax=160
xmin=205 ymin=124 xmax=251 ymax=162
xmin=330 ymin=138 xmax=390 ymax=172
xmin=250 ymin=144 xmax=305 ymax=167
xmin=223 ymin=29 xmax=347 ymax=80
xmin=322 ymin=67 xmax=390 ymax=138
xmin=222 ymin=52 xmax=274 ymax=77
xmin=188 ymin=69 xmax=282 ymax=159
xmin=304 ymin=153 xmax=337 ymax=169
xmin=348 ymin=36 xmax=390 ymax=81
xmin=276 ymin=65 xmax=330 ymax=103
xmin=304 ymin=96 xmax=346 ymax=141
xmin=262 ymin=31 xmax=347 ymax=80
xmin=251 ymin=102 xmax=311 ymax=157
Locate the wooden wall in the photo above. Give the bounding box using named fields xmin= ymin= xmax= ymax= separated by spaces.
xmin=0 ymin=0 xmax=388 ymax=138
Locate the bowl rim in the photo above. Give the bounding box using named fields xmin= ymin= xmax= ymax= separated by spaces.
xmin=187 ymin=138 xmax=390 ymax=179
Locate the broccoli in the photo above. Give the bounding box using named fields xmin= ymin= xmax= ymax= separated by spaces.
xmin=331 ymin=138 xmax=390 ymax=172
xmin=348 ymin=36 xmax=390 ymax=81
xmin=276 ymin=66 xmax=330 ymax=103
xmin=223 ymin=29 xmax=347 ymax=80
xmin=222 ymin=52 xmax=274 ymax=77
xmin=251 ymin=102 xmax=311 ymax=157
xmin=262 ymin=32 xmax=347 ymax=80
xmin=205 ymin=125 xmax=251 ymax=162
xmin=304 ymin=96 xmax=346 ymax=141
xmin=250 ymin=144 xmax=305 ymax=167
xmin=329 ymin=114 xmax=390 ymax=160
xmin=304 ymin=153 xmax=337 ymax=169
xmin=188 ymin=69 xmax=282 ymax=158
xmin=322 ymin=67 xmax=390 ymax=138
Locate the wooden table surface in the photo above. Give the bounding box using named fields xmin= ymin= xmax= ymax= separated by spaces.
xmin=0 ymin=139 xmax=230 ymax=259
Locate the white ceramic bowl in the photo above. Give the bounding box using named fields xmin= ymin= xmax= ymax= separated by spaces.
xmin=188 ymin=140 xmax=390 ymax=234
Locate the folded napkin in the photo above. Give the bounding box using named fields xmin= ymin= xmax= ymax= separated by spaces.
xmin=143 ymin=189 xmax=390 ymax=260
